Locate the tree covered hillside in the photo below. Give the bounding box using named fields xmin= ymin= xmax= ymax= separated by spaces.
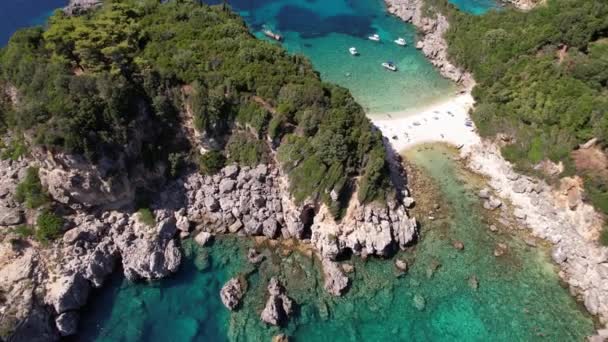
xmin=430 ymin=0 xmax=608 ymax=213
xmin=0 ymin=0 xmax=391 ymax=215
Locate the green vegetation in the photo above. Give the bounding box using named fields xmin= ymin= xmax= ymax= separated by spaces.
xmin=226 ymin=133 xmax=269 ymax=166
xmin=15 ymin=167 xmax=48 ymax=209
xmin=137 ymin=208 xmax=156 ymax=227
xmin=0 ymin=0 xmax=391 ymax=213
xmin=12 ymin=225 xmax=34 ymax=239
xmin=426 ymin=0 xmax=608 ymax=213
xmin=198 ymin=150 xmax=226 ymax=175
xmin=36 ymin=210 xmax=64 ymax=244
xmin=0 ymin=136 xmax=28 ymax=161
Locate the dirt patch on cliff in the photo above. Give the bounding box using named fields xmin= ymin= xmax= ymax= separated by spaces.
xmin=572 ymin=146 xmax=608 ymax=180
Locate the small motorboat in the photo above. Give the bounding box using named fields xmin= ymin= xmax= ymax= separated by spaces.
xmin=368 ymin=34 xmax=380 ymax=41
xmin=263 ymin=29 xmax=282 ymax=41
xmin=382 ymin=61 xmax=397 ymax=71
xmin=394 ymin=37 xmax=407 ymax=46
xmin=349 ymin=47 xmax=359 ymax=56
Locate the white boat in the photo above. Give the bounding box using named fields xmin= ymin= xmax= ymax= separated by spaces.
xmin=394 ymin=37 xmax=407 ymax=46
xmin=263 ymin=29 xmax=282 ymax=41
xmin=349 ymin=47 xmax=359 ymax=55
xmin=368 ymin=34 xmax=380 ymax=41
xmin=382 ymin=61 xmax=397 ymax=71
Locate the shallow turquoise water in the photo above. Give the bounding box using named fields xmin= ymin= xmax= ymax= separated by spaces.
xmin=449 ymin=0 xmax=500 ymax=15
xmin=75 ymin=145 xmax=596 ymax=341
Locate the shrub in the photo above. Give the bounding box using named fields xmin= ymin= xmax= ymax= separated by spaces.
xmin=198 ymin=150 xmax=226 ymax=175
xmin=0 ymin=137 xmax=28 ymax=161
xmin=15 ymin=167 xmax=48 ymax=209
xmin=226 ymin=133 xmax=268 ymax=166
xmin=137 ymin=208 xmax=156 ymax=227
xmin=12 ymin=225 xmax=34 ymax=239
xmin=36 ymin=210 xmax=64 ymax=244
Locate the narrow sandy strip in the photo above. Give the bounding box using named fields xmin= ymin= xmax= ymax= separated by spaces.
xmin=370 ymin=92 xmax=480 ymax=151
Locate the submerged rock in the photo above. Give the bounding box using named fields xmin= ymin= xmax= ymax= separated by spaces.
xmin=247 ymin=248 xmax=265 ymax=264
xmin=395 ymin=259 xmax=408 ymax=273
xmin=220 ymin=277 xmax=245 ymax=311
xmin=452 ymin=240 xmax=464 ymax=250
xmin=413 ymin=294 xmax=426 ymax=311
xmin=494 ymin=243 xmax=508 ymax=257
xmin=272 ymin=334 xmax=290 ymax=342
xmin=469 ymin=275 xmax=479 ymax=290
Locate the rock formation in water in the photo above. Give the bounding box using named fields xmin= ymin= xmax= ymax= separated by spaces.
xmin=260 ymin=277 xmax=294 ymax=326
xmin=220 ymin=277 xmax=246 ymax=311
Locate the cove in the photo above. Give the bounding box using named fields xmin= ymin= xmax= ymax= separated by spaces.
xmin=74 ymin=145 xmax=596 ymax=341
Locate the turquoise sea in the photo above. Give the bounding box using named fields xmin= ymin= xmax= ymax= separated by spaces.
xmin=0 ymin=0 xmax=596 ymax=341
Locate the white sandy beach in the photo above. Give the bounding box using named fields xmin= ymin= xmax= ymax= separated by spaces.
xmin=370 ymin=92 xmax=481 ymax=152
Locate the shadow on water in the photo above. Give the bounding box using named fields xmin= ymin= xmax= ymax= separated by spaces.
xmin=276 ymin=5 xmax=374 ymax=39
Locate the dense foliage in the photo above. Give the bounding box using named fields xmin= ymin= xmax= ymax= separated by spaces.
xmin=36 ymin=210 xmax=64 ymax=244
xmin=0 ymin=0 xmax=391 ymax=213
xmin=428 ymin=0 xmax=608 ymax=213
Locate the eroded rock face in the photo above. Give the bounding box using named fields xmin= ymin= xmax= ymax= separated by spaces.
xmin=220 ymin=277 xmax=245 ymax=311
xmin=167 ymin=164 xmax=418 ymax=261
xmin=37 ymin=151 xmax=135 ymax=210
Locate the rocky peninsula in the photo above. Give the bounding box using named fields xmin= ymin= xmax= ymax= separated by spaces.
xmin=0 ymin=1 xmax=419 ymax=339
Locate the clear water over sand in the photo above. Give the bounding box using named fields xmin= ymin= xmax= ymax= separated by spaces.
xmin=74 ymin=145 xmax=595 ymax=341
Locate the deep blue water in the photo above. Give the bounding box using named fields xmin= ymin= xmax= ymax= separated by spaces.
xmin=0 ymin=0 xmax=68 ymax=45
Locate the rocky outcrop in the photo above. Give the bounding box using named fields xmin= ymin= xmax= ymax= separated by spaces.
xmin=0 ymin=158 xmax=28 ymax=228
xmin=63 ymin=0 xmax=102 ymax=15
xmin=165 ymin=163 xmax=417 ymax=260
xmin=260 ymin=277 xmax=294 ymax=326
xmin=220 ymin=277 xmax=245 ymax=311
xmin=502 ymin=0 xmax=544 ymax=10
xmin=36 ymin=151 xmax=135 ymax=210
xmin=321 ymin=259 xmax=350 ymax=296
xmin=385 ymin=0 xmax=473 ymax=88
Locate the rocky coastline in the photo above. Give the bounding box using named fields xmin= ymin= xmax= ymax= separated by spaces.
xmin=0 ymin=141 xmax=417 ymax=340
xmin=385 ymin=0 xmax=608 ymax=338
xmin=464 ymin=142 xmax=608 ymax=339
xmin=385 ymin=0 xmax=474 ymax=88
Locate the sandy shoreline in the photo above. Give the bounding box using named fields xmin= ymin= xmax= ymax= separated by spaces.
xmin=370 ymin=92 xmax=480 ymax=151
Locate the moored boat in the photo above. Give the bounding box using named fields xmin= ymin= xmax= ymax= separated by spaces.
xmin=382 ymin=61 xmax=397 ymax=71
xmin=263 ymin=29 xmax=282 ymax=41
xmin=349 ymin=47 xmax=359 ymax=55
xmin=368 ymin=33 xmax=380 ymax=41
xmin=394 ymin=37 xmax=407 ymax=46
